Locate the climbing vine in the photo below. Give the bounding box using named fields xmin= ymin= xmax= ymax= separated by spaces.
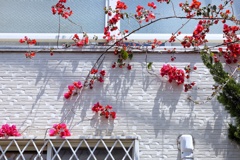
xmin=3 ymin=0 xmax=240 ymax=145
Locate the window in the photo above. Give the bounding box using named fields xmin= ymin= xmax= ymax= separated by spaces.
xmin=0 ymin=137 xmax=139 ymax=160
xmin=119 ymin=0 xmax=240 ymax=44
xmin=0 ymin=0 xmax=238 ymax=45
xmin=0 ymin=0 xmax=107 ymax=43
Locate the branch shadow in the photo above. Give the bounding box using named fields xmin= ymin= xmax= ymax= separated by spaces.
xmin=90 ymin=114 xmax=115 ymax=136
xmin=153 ymin=81 xmax=183 ymax=138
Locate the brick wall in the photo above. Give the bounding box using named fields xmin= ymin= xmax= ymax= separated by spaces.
xmin=0 ymin=52 xmax=239 ymax=159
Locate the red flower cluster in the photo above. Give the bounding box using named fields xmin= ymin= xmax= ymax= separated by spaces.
xmin=179 ymin=0 xmax=202 ymax=18
xmin=0 ymin=124 xmax=21 ymax=137
xmin=25 ymin=52 xmax=36 ymax=59
xmin=184 ymin=82 xmax=196 ymax=92
xmin=160 ymin=64 xmax=185 ymax=85
xmin=19 ymin=36 xmax=37 ymax=59
xmin=181 ymin=20 xmax=210 ymax=48
xmin=72 ymin=33 xmax=89 ymax=47
xmin=220 ymin=24 xmax=240 ymax=64
xmin=151 ymin=38 xmax=162 ymax=49
xmin=116 ymin=0 xmax=127 ymax=10
xmin=87 ymin=69 xmax=106 ymax=89
xmin=148 ymin=2 xmax=157 ymax=9
xmin=64 ymin=81 xmax=82 ymax=99
xmin=135 ymin=5 xmax=156 ymax=23
xmin=103 ymin=0 xmax=127 ymax=42
xmin=49 ymin=123 xmax=71 ymax=137
xmin=189 ymin=0 xmax=201 ymax=10
xmin=51 ymin=0 xmax=73 ymax=19
xmin=183 ymin=65 xmax=197 ymax=92
xmin=92 ymin=102 xmax=116 ymax=119
xmin=184 ymin=65 xmax=197 ymax=79
xmin=19 ymin=36 xmax=37 ymax=45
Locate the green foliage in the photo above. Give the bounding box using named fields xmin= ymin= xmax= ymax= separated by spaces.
xmin=147 ymin=62 xmax=153 ymax=70
xmin=201 ymin=51 xmax=240 ymax=145
xmin=121 ymin=49 xmax=128 ymax=60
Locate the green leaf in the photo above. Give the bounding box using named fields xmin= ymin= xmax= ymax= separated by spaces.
xmin=117 ymin=58 xmax=123 ymax=63
xmin=147 ymin=62 xmax=153 ymax=70
xmin=125 ymin=13 xmax=129 ymax=19
xmin=129 ymin=53 xmax=133 ymax=60
xmin=197 ymin=11 xmax=202 ymax=16
xmin=210 ymin=52 xmax=214 ymax=57
xmin=121 ymin=49 xmax=128 ymax=60
xmin=212 ymin=5 xmax=217 ymax=11
xmin=210 ymin=56 xmax=213 ymax=64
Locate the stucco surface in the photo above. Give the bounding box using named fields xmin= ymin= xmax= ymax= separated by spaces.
xmin=0 ymin=52 xmax=239 ymax=159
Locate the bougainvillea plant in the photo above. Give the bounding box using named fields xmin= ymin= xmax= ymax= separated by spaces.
xmin=49 ymin=123 xmax=71 ymax=137
xmin=86 ymin=69 xmax=106 ymax=89
xmin=0 ymin=124 xmax=21 ymax=138
xmin=160 ymin=64 xmax=197 ymax=92
xmin=92 ymin=102 xmax=116 ymax=119
xmin=64 ymin=81 xmax=82 ymax=99
xmin=19 ymin=36 xmax=37 ymax=59
xmin=15 ymin=0 xmax=240 ymax=143
xmin=160 ymin=64 xmax=185 ymax=85
xmin=71 ymin=33 xmax=89 ymax=47
xmin=51 ymin=0 xmax=73 ymax=19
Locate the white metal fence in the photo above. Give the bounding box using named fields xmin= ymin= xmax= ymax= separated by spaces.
xmin=0 ymin=137 xmax=139 ymax=160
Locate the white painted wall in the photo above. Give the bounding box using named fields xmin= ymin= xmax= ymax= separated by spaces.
xmin=0 ymin=52 xmax=240 ymax=159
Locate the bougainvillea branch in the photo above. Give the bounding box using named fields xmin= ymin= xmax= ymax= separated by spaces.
xmin=15 ymin=0 xmax=240 ymax=141
xmin=92 ymin=102 xmax=116 ymax=119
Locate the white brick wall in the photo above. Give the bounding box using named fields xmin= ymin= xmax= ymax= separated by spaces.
xmin=0 ymin=52 xmax=240 ymax=159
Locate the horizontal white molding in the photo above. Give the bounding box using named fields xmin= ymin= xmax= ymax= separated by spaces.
xmin=0 ymin=33 xmax=225 ymax=43
xmin=2 ymin=135 xmax=139 ymax=140
xmin=0 ymin=33 xmax=105 ymax=42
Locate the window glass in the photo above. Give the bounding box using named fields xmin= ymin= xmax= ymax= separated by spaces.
xmin=0 ymin=0 xmax=105 ymax=33
xmin=5 ymin=151 xmax=47 ymax=160
xmin=120 ymin=0 xmax=239 ymax=34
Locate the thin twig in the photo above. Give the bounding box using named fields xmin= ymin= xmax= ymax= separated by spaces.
xmin=170 ymin=1 xmax=176 ymax=16
xmin=57 ymin=15 xmax=61 ymax=49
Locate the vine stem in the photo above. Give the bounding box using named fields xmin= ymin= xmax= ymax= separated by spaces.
xmin=58 ymin=1 xmax=239 ymax=129
xmin=84 ymin=15 xmax=236 ymax=85
xmin=57 ymin=15 xmax=61 ymax=49
xmin=188 ymin=60 xmax=239 ymax=105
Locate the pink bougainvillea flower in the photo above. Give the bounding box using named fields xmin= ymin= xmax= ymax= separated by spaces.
xmin=98 ymin=76 xmax=104 ymax=83
xmin=73 ymin=81 xmax=82 ymax=89
xmin=68 ymin=85 xmax=75 ymax=91
xmin=105 ymin=105 xmax=112 ymax=110
xmin=64 ymin=92 xmax=72 ymax=99
xmin=127 ymin=64 xmax=132 ymax=70
xmin=100 ymin=70 xmax=106 ymax=76
xmin=90 ymin=69 xmax=98 ymax=74
xmin=160 ymin=64 xmax=185 ymax=85
xmin=49 ymin=123 xmax=71 ymax=137
xmin=111 ymin=111 xmax=116 ymax=119
xmin=0 ymin=124 xmax=21 ymax=137
xmin=64 ymin=81 xmax=83 ymax=99
xmin=92 ymin=102 xmax=116 ymax=120
xmin=19 ymin=39 xmax=25 ymax=43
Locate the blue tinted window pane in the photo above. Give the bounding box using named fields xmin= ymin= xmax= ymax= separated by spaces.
xmin=0 ymin=0 xmax=105 ymax=33
xmin=121 ymin=0 xmax=239 ymax=34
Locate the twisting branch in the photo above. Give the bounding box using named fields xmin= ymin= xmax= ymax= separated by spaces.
xmin=84 ymin=15 xmax=237 ymax=85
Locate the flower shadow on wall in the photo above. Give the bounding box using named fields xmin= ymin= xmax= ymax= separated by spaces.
xmin=152 ymin=82 xmax=181 ymax=138
xmin=90 ymin=102 xmax=116 ymax=136
xmin=108 ymin=64 xmax=136 ymax=101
